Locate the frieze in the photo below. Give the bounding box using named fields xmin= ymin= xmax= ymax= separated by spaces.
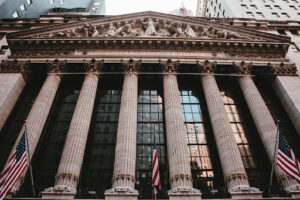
xmin=35 ymin=17 xmax=260 ymax=41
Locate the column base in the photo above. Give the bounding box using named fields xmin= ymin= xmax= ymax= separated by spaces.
xmin=229 ymin=185 xmax=262 ymax=199
xmin=104 ymin=186 xmax=138 ymax=200
xmin=168 ymin=186 xmax=202 ymax=200
xmin=286 ymin=184 xmax=300 ymax=198
xmin=41 ymin=185 xmax=76 ymax=199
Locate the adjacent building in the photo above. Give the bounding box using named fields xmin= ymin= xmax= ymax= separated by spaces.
xmin=0 ymin=11 xmax=300 ymax=200
xmin=0 ymin=0 xmax=106 ymax=19
xmin=196 ymin=0 xmax=300 ymax=19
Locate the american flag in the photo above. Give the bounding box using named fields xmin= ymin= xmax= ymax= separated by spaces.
xmin=277 ymin=133 xmax=300 ymax=183
xmin=0 ymin=132 xmax=28 ymax=200
xmin=152 ymin=144 xmax=161 ymax=198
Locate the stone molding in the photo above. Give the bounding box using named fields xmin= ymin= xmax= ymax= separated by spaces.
xmin=170 ymin=173 xmax=193 ymax=183
xmin=121 ymin=58 xmax=141 ymax=74
xmin=168 ymin=186 xmax=201 ymax=195
xmin=83 ymin=58 xmax=104 ymax=74
xmin=55 ymin=172 xmax=79 ymax=183
xmin=0 ymin=59 xmax=30 ymax=79
xmin=43 ymin=185 xmax=77 ymax=194
xmin=112 ymin=173 xmax=135 ymax=183
xmin=46 ymin=59 xmax=66 ymax=74
xmin=105 ymin=186 xmax=139 ymax=195
xmin=233 ymin=61 xmax=253 ymax=75
xmin=196 ymin=60 xmax=217 ymax=74
xmin=159 ymin=59 xmax=180 ymax=73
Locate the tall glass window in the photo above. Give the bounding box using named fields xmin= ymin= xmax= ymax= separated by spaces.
xmin=136 ymin=78 xmax=168 ymax=199
xmin=80 ymin=76 xmax=122 ymax=199
xmin=179 ymin=78 xmax=224 ymax=198
xmin=0 ymin=75 xmax=44 ymax=172
xmin=20 ymin=75 xmax=83 ymax=196
xmin=217 ymin=77 xmax=272 ymax=195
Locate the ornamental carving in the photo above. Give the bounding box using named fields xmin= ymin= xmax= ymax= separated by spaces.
xmin=229 ymin=185 xmax=261 ymax=193
xmin=83 ymin=59 xmax=104 ymax=73
xmin=36 ymin=17 xmax=256 ymax=40
xmin=168 ymin=186 xmax=201 ymax=194
xmin=160 ymin=59 xmax=180 ymax=73
xmin=268 ymin=63 xmax=297 ymax=76
xmin=46 ymin=59 xmax=66 ymax=73
xmin=196 ymin=60 xmax=217 ymax=74
xmin=233 ymin=61 xmax=253 ymax=75
xmin=0 ymin=59 xmax=30 ymax=79
xmin=104 ymin=186 xmax=138 ymax=194
xmin=121 ymin=59 xmax=141 ymax=74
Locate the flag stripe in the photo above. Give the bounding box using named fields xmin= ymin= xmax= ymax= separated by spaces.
xmin=152 ymin=147 xmax=161 ymax=194
xmin=0 ymin=132 xmax=28 ymax=200
xmin=277 ymin=132 xmax=300 ymax=184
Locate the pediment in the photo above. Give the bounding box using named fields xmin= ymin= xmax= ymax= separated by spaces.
xmin=7 ymin=11 xmax=290 ymax=43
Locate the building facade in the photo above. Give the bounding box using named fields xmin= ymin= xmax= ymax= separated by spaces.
xmin=0 ymin=12 xmax=300 ymax=199
xmin=0 ymin=0 xmax=106 ymax=19
xmin=196 ymin=0 xmax=300 ymax=19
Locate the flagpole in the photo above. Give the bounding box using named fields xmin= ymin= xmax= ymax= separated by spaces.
xmin=268 ymin=120 xmax=280 ymax=197
xmin=24 ymin=120 xmax=36 ymax=197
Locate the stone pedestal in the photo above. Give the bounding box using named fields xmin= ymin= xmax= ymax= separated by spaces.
xmin=200 ymin=73 xmax=260 ymax=198
xmin=42 ymin=60 xmax=101 ymax=199
xmin=161 ymin=59 xmax=201 ymax=199
xmin=238 ymin=75 xmax=300 ymax=193
xmin=105 ymin=59 xmax=140 ymax=199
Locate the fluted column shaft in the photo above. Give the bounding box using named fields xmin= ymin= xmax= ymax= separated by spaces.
xmin=9 ymin=73 xmax=62 ymax=190
xmin=163 ymin=73 xmax=193 ymax=189
xmin=55 ymin=73 xmax=99 ymax=190
xmin=201 ymin=75 xmax=250 ymax=190
xmin=112 ymin=73 xmax=138 ymax=189
xmin=239 ymin=75 xmax=299 ymax=190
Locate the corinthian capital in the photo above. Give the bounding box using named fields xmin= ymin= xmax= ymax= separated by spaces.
xmin=233 ymin=61 xmax=253 ymax=75
xmin=47 ymin=59 xmax=66 ymax=74
xmin=121 ymin=59 xmax=141 ymax=74
xmin=83 ymin=59 xmax=104 ymax=73
xmin=268 ymin=63 xmax=297 ymax=76
xmin=159 ymin=59 xmax=180 ymax=73
xmin=0 ymin=59 xmax=30 ymax=79
xmin=196 ymin=60 xmax=216 ymax=74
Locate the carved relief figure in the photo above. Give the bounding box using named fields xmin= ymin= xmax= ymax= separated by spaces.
xmin=117 ymin=23 xmax=137 ymax=36
xmin=143 ymin=18 xmax=157 ymax=36
xmin=184 ymin=25 xmax=197 ymax=38
xmin=201 ymin=26 xmax=215 ymax=38
xmin=168 ymin=23 xmax=186 ymax=38
xmin=105 ymin=23 xmax=117 ymax=37
xmin=82 ymin=23 xmax=99 ymax=37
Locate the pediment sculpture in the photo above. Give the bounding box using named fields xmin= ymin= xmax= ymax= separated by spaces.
xmin=38 ymin=18 xmax=255 ymax=40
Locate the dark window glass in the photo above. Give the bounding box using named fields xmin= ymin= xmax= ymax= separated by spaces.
xmin=136 ymin=77 xmax=168 ymax=199
xmin=20 ymin=75 xmax=83 ymax=196
xmin=80 ymin=76 xmax=122 ymax=199
xmin=179 ymin=78 xmax=225 ymax=198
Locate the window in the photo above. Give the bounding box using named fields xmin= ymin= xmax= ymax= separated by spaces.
xmin=256 ymin=12 xmax=264 ymax=17
xmin=290 ymin=5 xmax=297 ymax=10
xmin=246 ymin=12 xmax=254 ymax=17
xmin=12 ymin=11 xmax=19 ymax=18
xmin=27 ymin=0 xmax=32 ymax=5
xmin=281 ymin=12 xmax=290 ymax=18
xmin=274 ymin=5 xmax=281 ymax=10
xmin=250 ymin=4 xmax=257 ymax=9
xmin=20 ymin=4 xmax=26 ymax=12
xmin=265 ymin=5 xmax=272 ymax=9
xmin=241 ymin=4 xmax=248 ymax=9
xmin=272 ymin=12 xmax=280 ymax=17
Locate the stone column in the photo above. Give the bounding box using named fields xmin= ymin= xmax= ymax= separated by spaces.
xmin=199 ymin=61 xmax=260 ymax=199
xmin=235 ymin=62 xmax=300 ymax=198
xmin=160 ymin=59 xmax=201 ymax=200
xmin=270 ymin=63 xmax=300 ymax=136
xmin=0 ymin=60 xmax=27 ymax=132
xmin=42 ymin=59 xmax=103 ymax=199
xmin=105 ymin=59 xmax=140 ymax=200
xmin=3 ymin=59 xmax=65 ymax=193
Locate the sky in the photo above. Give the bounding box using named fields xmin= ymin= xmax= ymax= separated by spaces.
xmin=105 ymin=0 xmax=198 ymax=16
